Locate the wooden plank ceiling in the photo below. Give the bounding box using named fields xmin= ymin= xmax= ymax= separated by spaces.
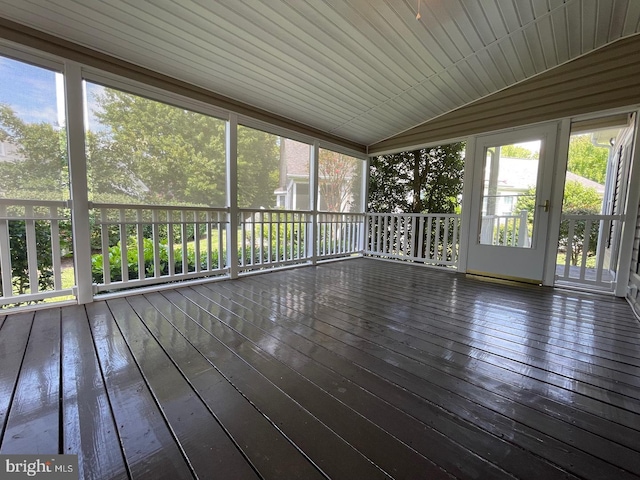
xmin=0 ymin=0 xmax=638 ymax=148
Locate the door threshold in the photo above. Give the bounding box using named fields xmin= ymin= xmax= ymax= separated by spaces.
xmin=465 ymin=272 xmax=543 ymax=287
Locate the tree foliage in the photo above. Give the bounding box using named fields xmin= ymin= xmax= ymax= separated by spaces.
xmin=499 ymin=144 xmax=538 ymax=159
xmin=567 ymin=134 xmax=608 ymax=184
xmin=515 ymin=180 xmax=602 ymax=265
xmin=0 ymin=104 xmax=68 ymax=199
xmin=319 ymin=150 xmax=362 ymax=212
xmin=236 ymin=126 xmax=279 ymax=208
xmin=93 ymin=88 xmax=228 ymax=205
xmin=369 ymin=143 xmax=465 ymax=213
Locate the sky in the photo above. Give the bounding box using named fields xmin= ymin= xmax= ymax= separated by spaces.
xmin=0 ymin=55 xmax=104 ymax=130
xmin=0 ymin=55 xmax=60 ymax=125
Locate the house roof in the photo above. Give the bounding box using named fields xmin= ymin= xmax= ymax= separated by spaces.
xmin=0 ymin=1 xmax=639 ymax=151
xmin=490 ymin=157 xmax=605 ymax=195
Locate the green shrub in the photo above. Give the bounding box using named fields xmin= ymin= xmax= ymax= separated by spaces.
xmin=0 ymin=220 xmax=54 ymax=300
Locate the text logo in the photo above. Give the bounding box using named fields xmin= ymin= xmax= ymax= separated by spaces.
xmin=0 ymin=456 xmax=78 ymax=480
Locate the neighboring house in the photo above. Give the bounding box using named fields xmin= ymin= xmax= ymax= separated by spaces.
xmin=274 ymin=138 xmax=311 ymax=210
xmin=0 ymin=140 xmax=21 ymax=162
xmin=484 ymin=156 xmax=605 ymax=216
xmin=275 ymin=138 xmax=359 ymax=212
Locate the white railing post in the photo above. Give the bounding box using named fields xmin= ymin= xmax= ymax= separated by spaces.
xmin=517 ymin=210 xmax=529 ymax=247
xmin=0 ymin=204 xmax=13 ymax=297
xmin=65 ymin=61 xmax=93 ymax=304
xmin=226 ymin=113 xmax=239 ymax=278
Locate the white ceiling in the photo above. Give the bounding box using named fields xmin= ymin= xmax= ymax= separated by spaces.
xmin=0 ymin=0 xmax=639 ymax=147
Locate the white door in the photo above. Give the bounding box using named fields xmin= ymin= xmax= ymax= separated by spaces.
xmin=466 ymin=123 xmax=558 ymax=283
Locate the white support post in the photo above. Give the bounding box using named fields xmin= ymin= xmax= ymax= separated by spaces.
xmin=65 ymin=61 xmax=93 ymax=304
xmin=457 ymin=136 xmax=476 ymax=272
xmin=226 ymin=113 xmax=239 ymax=278
xmin=359 ymin=157 xmax=370 ymax=254
xmin=308 ymin=140 xmax=319 ymax=264
xmin=615 ymin=111 xmax=640 ymax=296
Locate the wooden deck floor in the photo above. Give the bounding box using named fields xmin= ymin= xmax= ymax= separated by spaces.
xmin=1 ymin=258 xmax=640 ymax=479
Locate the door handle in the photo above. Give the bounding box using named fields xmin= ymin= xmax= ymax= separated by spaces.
xmin=538 ymin=200 xmax=549 ymax=212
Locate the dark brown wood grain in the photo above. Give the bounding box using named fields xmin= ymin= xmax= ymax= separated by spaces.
xmin=1 ymin=258 xmax=639 ymax=479
xmin=61 ymin=305 xmax=128 ymax=480
xmin=1 ymin=309 xmax=60 ymax=454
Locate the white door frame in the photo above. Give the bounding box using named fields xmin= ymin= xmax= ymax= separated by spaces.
xmin=458 ymin=122 xmax=562 ymax=284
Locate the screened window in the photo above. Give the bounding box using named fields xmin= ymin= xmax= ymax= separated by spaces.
xmin=237 ymin=126 xmax=310 ymax=210
xmin=318 ymin=148 xmax=365 ymax=212
xmin=84 ymin=82 xmax=227 ymax=206
xmin=0 ymin=56 xmax=68 ymax=200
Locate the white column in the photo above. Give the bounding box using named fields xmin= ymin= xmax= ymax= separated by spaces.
xmin=64 ymin=61 xmax=93 ymax=304
xmin=359 ymin=157 xmax=370 ymax=254
xmin=226 ymin=113 xmax=239 ymax=278
xmin=457 ymin=136 xmax=476 ymax=272
xmin=308 ymin=140 xmax=319 ymax=264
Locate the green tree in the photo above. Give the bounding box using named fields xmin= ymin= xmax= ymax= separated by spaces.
xmin=0 ymin=104 xmax=68 ymax=200
xmin=515 ymin=180 xmax=602 ymax=265
xmin=369 ymin=143 xmax=465 ymax=214
xmin=499 ymin=144 xmax=538 ymax=159
xmin=236 ymin=126 xmax=279 ymax=208
xmin=369 ymin=143 xmax=464 ymax=261
xmin=93 ymin=88 xmax=227 ymax=206
xmin=319 ymin=150 xmax=361 ymax=212
xmin=567 ymin=134 xmax=609 ymax=184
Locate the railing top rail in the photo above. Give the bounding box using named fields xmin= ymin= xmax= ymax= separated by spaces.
xmin=91 ymin=202 xmax=229 ymax=212
xmin=561 ymin=214 xmax=624 ymax=220
xmin=0 ymin=198 xmax=69 ymax=208
xmin=317 ymin=210 xmax=366 ymax=216
xmin=482 ymin=214 xmax=523 ymax=219
xmin=367 ymin=212 xmax=460 ymax=218
xmin=238 ymin=208 xmax=311 ymax=215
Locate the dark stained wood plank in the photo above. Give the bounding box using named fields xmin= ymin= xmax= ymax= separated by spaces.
xmin=183 ymin=283 xmax=581 ymax=480
xmin=145 ymin=289 xmax=397 ymax=480
xmin=126 ymin=293 xmax=326 ymax=480
xmin=301 ymin=267 xmax=640 ymax=369
xmin=213 ymin=276 xmax=640 ymax=468
xmin=1 ymin=257 xmax=639 ymax=480
xmin=222 ymin=271 xmax=640 ymax=479
xmin=85 ymin=301 xmax=193 ymax=479
xmin=106 ymin=296 xmax=259 ymax=480
xmin=274 ymin=269 xmax=640 ymax=401
xmin=321 ymin=264 xmax=640 ymax=362
xmin=1 ymin=309 xmax=60 ymax=454
xmin=248 ymin=267 xmax=640 ymax=406
xmin=0 ymin=313 xmax=33 ymax=447
xmin=61 ymin=305 xmax=128 ymax=480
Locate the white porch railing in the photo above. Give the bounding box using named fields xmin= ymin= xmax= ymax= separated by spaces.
xmin=480 ymin=210 xmax=530 ymax=247
xmin=238 ymin=209 xmax=310 ymax=271
xmin=237 ymin=210 xmax=365 ymax=272
xmin=91 ymin=203 xmax=228 ymax=292
xmin=366 ymin=213 xmax=460 ymax=267
xmin=0 ymin=198 xmax=74 ymax=306
xmin=555 ymin=214 xmax=623 ymax=291
xmin=317 ymin=212 xmax=364 ymax=259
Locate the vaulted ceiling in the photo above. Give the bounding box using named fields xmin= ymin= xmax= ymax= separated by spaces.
xmin=0 ymin=0 xmax=639 ymax=148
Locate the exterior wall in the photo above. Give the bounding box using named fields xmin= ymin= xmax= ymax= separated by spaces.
xmin=627 ymin=203 xmax=640 ymax=316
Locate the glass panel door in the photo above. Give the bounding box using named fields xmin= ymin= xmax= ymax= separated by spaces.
xmin=466 ymin=123 xmax=557 ymax=283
